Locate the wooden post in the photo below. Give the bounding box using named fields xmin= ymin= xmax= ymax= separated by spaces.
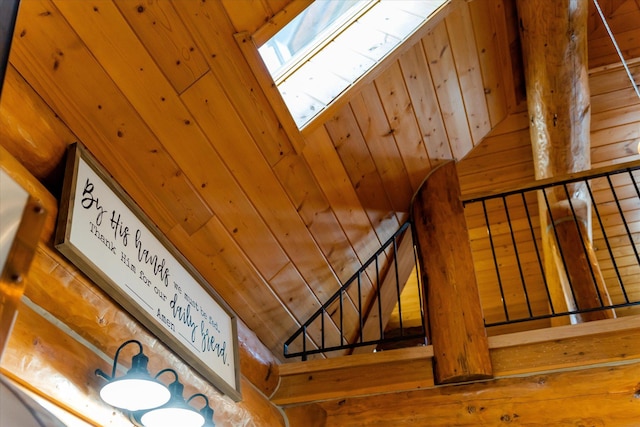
xmin=411 ymin=161 xmax=492 ymax=384
xmin=516 ymin=0 xmax=614 ymax=321
xmin=0 ymin=193 xmax=46 ymax=358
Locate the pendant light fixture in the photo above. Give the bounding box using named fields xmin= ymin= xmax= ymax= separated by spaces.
xmin=139 ymin=369 xmax=205 ymax=427
xmin=95 ymin=340 xmax=171 ymax=411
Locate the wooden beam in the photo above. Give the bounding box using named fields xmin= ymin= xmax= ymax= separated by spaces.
xmin=490 ymin=314 xmax=640 ymax=375
xmin=411 ymin=160 xmax=492 ymax=384
xmin=283 ymin=403 xmax=327 ymax=427
xmin=517 ymin=0 xmax=614 ymax=322
xmin=272 ymin=314 xmax=640 ymax=407
xmin=0 ymin=194 xmax=45 ymax=358
xmin=319 ymin=361 xmax=640 ymax=426
xmin=271 ymin=346 xmax=435 ymax=405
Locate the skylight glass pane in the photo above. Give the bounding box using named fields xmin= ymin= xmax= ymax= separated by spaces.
xmin=337 ymin=21 xmax=400 ymax=62
xmin=278 ymin=81 xmax=325 ymax=126
xmin=284 ymin=60 xmax=350 ymax=105
xmin=259 ymin=0 xmax=370 ymax=79
xmin=358 ymin=4 xmax=424 ymax=39
xmin=259 ymin=0 xmax=448 ymax=129
xmin=310 ymin=41 xmax=375 ymax=82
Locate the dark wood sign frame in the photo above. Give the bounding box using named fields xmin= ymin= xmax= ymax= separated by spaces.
xmin=55 ymin=143 xmax=241 ymax=401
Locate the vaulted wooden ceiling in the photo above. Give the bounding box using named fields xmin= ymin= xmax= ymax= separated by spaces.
xmin=1 ymin=0 xmax=639 ymax=362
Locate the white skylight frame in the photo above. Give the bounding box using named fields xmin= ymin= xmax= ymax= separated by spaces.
xmin=257 ymin=0 xmax=448 ymax=129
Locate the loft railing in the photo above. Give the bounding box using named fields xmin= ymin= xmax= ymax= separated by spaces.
xmin=283 ymin=221 xmax=426 ymax=360
xmin=464 ymin=161 xmax=640 ymax=329
xmin=284 ymin=161 xmax=640 ymax=360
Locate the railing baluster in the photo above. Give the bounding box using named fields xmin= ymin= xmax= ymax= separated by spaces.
xmin=302 ymin=325 xmax=307 ymax=361
xmin=522 ymin=191 xmax=555 ymax=314
xmin=629 ymin=169 xmax=640 ymax=199
xmin=393 ymin=236 xmax=403 ymax=335
xmin=587 ymin=178 xmax=629 ymax=303
xmin=503 ymin=195 xmax=533 ymax=317
xmin=321 ymin=307 xmax=325 ymax=350
xmin=375 ymin=255 xmax=383 ymax=340
xmin=340 ymin=289 xmax=344 ymax=346
xmin=413 ymin=242 xmax=427 ymax=343
xmin=482 ymin=199 xmax=509 ymax=321
xmin=610 ymin=174 xmax=640 ymax=267
xmin=358 ymin=270 xmax=363 ymax=344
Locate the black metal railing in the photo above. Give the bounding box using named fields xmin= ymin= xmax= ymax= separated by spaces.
xmin=283 ymin=221 xmax=426 ymax=360
xmin=463 ymin=161 xmax=640 ymax=328
xmin=285 ymin=161 xmax=640 ymax=360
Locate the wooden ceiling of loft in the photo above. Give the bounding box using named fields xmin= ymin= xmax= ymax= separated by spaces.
xmin=1 ymin=0 xmax=639 ymax=361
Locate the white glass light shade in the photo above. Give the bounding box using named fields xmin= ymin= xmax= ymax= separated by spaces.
xmin=99 ymin=377 xmax=170 ymax=411
xmin=140 ymin=406 xmax=205 ymax=427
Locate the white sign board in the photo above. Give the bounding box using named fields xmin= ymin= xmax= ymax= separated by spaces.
xmin=55 ymin=144 xmax=241 ymax=401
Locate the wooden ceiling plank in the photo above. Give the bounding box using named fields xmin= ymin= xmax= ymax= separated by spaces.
xmin=445 ymin=4 xmax=492 ymax=145
xmin=53 ymin=0 xmax=228 ymax=236
xmin=167 ymin=219 xmax=294 ymax=358
xmin=589 ymin=62 xmax=640 ymax=95
xmin=588 ymin=1 xmax=640 ymax=44
xmin=268 ymin=262 xmax=323 ymax=326
xmin=421 ymin=22 xmax=474 ymax=160
xmin=49 ymin=0 xmax=347 ymax=354
xmin=180 ymin=73 xmax=345 ymax=310
xmin=458 ymin=140 xmax=534 ymax=177
xmin=458 ymin=162 xmax=537 ymax=194
xmin=324 ymin=104 xmax=402 ymax=245
xmin=302 ymin=126 xmax=383 ymax=265
xmin=350 ymin=80 xmax=415 ymax=213
xmin=591 ymin=121 xmax=640 ymax=148
xmin=592 ymin=141 xmax=640 ymax=165
xmin=592 ymin=104 xmax=640 ymax=132
xmin=10 ymin=0 xmax=203 ymax=234
xmin=372 ymin=62 xmax=432 ymax=195
xmin=113 ymin=0 xmax=210 ymax=94
xmin=272 ymin=154 xmax=364 ymax=285
xmin=485 ymin=111 xmax=530 ymax=136
xmin=468 ymin=0 xmax=509 ymax=128
xmin=588 ymin=27 xmax=640 ymax=68
xmin=458 ymin=128 xmax=531 ymax=165
xmin=398 ymin=43 xmax=453 ymax=168
xmin=221 ymin=0 xmax=274 ymax=36
xmin=53 ymin=1 xmax=295 ymax=281
xmin=592 ymin=87 xmax=640 ymax=116
xmin=173 ymin=0 xmax=295 ymax=167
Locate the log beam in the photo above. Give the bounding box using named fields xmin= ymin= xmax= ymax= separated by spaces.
xmin=411 ymin=161 xmax=492 ymax=384
xmin=517 ymin=0 xmax=614 ymax=321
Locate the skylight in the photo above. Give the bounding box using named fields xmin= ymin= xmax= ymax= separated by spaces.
xmin=258 ymin=0 xmax=447 ymax=129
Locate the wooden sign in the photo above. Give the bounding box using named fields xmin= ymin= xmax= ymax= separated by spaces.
xmin=55 ymin=143 xmax=241 ymax=401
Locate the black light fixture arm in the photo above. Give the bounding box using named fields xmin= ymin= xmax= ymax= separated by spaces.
xmin=188 ymin=393 xmax=216 ymax=426
xmin=95 ymin=339 xmax=145 ymax=381
xmin=154 ymin=367 xmax=179 ymax=382
xmin=187 ymin=393 xmax=210 ymax=407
